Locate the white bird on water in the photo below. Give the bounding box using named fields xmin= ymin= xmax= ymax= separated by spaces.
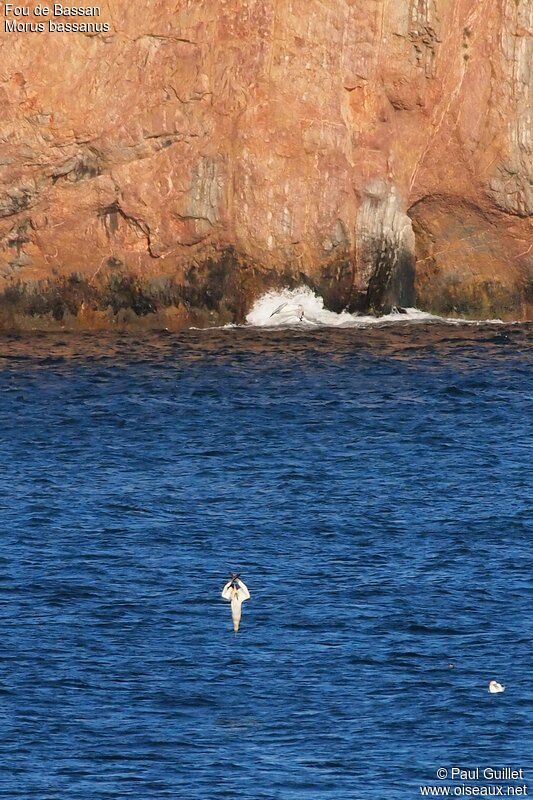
xmin=488 ymin=680 xmax=505 ymax=694
xmin=269 ymin=302 xmax=305 ymax=323
xmin=221 ymin=574 xmax=250 ymax=632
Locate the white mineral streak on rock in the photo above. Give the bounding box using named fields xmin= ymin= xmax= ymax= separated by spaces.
xmin=488 ymin=0 xmax=532 ymax=216
xmin=356 ymin=180 xmax=415 ymax=294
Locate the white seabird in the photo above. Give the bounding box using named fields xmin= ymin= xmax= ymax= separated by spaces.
xmin=269 ymin=301 xmax=305 ymax=323
xmin=488 ymin=680 xmax=505 ymax=694
xmin=221 ymin=574 xmax=251 ymax=632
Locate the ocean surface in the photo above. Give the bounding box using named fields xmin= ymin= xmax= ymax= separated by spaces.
xmin=0 ymin=310 xmax=531 ymax=799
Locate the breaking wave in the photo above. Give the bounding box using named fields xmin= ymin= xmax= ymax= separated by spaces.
xmin=245 ymin=286 xmax=450 ymax=328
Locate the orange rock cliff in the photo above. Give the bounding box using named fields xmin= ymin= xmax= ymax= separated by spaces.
xmin=0 ymin=0 xmax=531 ymax=328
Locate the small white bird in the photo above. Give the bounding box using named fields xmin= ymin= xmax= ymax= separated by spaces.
xmin=221 ymin=574 xmax=250 ymax=632
xmin=488 ymin=680 xmax=505 ymax=694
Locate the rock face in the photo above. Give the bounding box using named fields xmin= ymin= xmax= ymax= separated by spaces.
xmin=0 ymin=0 xmax=531 ymax=328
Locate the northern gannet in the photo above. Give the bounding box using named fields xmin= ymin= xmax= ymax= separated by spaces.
xmin=269 ymin=302 xmax=305 ymax=322
xmin=488 ymin=680 xmax=505 ymax=694
xmin=221 ymin=574 xmax=250 ymax=632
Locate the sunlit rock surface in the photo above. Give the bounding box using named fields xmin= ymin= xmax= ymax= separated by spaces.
xmin=0 ymin=0 xmax=531 ymax=328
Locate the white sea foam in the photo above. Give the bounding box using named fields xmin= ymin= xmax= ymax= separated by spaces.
xmin=245 ymin=286 xmax=448 ymax=328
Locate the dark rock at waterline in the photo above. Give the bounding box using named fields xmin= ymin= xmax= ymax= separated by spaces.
xmin=0 ymin=240 xmax=421 ymax=331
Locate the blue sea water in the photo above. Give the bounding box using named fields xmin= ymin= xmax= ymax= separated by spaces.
xmin=0 ymin=322 xmax=531 ymax=799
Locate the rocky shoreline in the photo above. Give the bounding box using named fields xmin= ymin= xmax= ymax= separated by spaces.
xmin=1 ymin=0 xmax=531 ymax=329
xmin=0 ymin=236 xmax=529 ymax=331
